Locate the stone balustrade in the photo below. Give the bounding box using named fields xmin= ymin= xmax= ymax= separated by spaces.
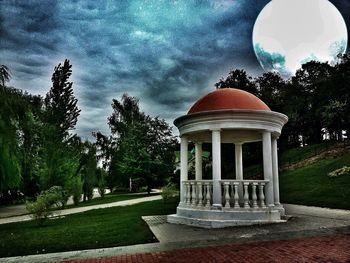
xmin=182 ymin=180 xmax=268 ymax=209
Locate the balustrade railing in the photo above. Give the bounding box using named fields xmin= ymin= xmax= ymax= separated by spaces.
xmin=182 ymin=180 xmax=268 ymax=209
xmin=183 ymin=180 xmax=213 ymax=207
xmin=220 ymin=180 xmax=268 ymax=209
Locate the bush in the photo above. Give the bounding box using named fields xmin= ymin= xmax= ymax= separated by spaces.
xmin=68 ymin=177 xmax=83 ymax=205
xmin=98 ymin=184 xmax=106 ymax=198
xmin=161 ymin=184 xmax=179 ymax=202
xmin=328 ymin=166 xmax=350 ymax=178
xmin=26 ymin=186 xmax=63 ymax=226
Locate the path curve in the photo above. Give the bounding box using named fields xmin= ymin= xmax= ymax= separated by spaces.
xmin=0 ymin=195 xmax=162 ymax=225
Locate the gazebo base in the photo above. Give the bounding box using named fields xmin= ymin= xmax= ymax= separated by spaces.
xmin=167 ymin=206 xmax=286 ymax=228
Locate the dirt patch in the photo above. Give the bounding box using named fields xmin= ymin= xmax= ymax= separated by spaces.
xmin=281 ymin=143 xmax=350 ymax=172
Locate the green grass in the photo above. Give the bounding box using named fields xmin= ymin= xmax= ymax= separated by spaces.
xmin=279 ymin=141 xmax=336 ymax=165
xmin=243 ymin=141 xmax=341 ymax=178
xmin=280 ymin=153 xmax=350 ymax=209
xmin=0 ymin=198 xmax=178 ymax=258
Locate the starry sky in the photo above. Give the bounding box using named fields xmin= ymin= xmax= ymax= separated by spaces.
xmin=1 ymin=0 xmax=349 ymax=139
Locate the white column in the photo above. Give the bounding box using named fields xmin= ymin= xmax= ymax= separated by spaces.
xmin=234 ymin=142 xmax=244 ymax=203
xmin=262 ymin=131 xmax=274 ymax=207
xmin=195 ymin=142 xmax=203 ymax=180
xmin=272 ymin=136 xmax=280 ymax=205
xmin=180 ymin=136 xmax=188 ymax=204
xmin=212 ymin=129 xmax=222 ymax=208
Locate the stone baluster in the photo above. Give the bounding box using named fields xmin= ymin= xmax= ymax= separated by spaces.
xmin=230 ymin=182 xmax=234 ymax=204
xmin=252 ymin=182 xmax=258 ymax=208
xmin=233 ymin=182 xmax=240 ymax=208
xmin=243 ymin=182 xmax=250 ymax=208
xmin=224 ymin=183 xmax=230 ymax=208
xmin=205 ymin=183 xmax=211 ymax=208
xmin=191 ymin=182 xmax=197 ymax=206
xmin=186 ymin=182 xmax=191 ymax=205
xmin=182 ymin=182 xmax=186 ymax=204
xmin=259 ymin=182 xmax=266 ymax=208
xmin=197 ymin=182 xmax=203 ymax=207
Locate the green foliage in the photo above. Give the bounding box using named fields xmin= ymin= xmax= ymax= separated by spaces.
xmin=44 ymin=59 xmax=80 ymax=140
xmin=80 ymin=141 xmax=97 ymax=201
xmin=25 ymin=186 xmax=63 ymax=226
xmin=106 ymin=94 xmax=177 ymax=193
xmin=96 ymin=168 xmax=107 ymax=198
xmin=65 ymin=176 xmax=82 ymax=205
xmin=161 ymin=183 xmax=179 ymax=201
xmin=328 ymin=166 xmax=350 ymax=178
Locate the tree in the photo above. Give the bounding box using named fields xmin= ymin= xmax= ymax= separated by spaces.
xmin=80 ymin=141 xmax=97 ymax=201
xmin=44 ymin=59 xmax=81 ymax=141
xmin=255 ymin=72 xmax=285 ymax=112
xmin=215 ymin=69 xmax=257 ymax=94
xmin=0 ymin=68 xmax=22 ymax=192
xmin=106 ymin=94 xmax=176 ymax=193
xmin=0 ymin=64 xmax=11 ymax=88
xmin=291 ymin=61 xmax=333 ymax=144
xmin=39 ymin=59 xmax=81 ymax=191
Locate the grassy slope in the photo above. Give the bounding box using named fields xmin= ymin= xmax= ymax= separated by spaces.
xmin=279 ymin=153 xmax=350 ymax=209
xmin=279 ymin=141 xmax=336 ymax=165
xmin=244 ymin=142 xmax=339 ymax=178
xmin=0 ymin=198 xmax=178 ymax=258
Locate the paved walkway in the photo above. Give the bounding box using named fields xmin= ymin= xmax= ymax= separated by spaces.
xmin=1 ymin=203 xmax=349 ymax=263
xmin=0 ymin=195 xmax=162 ymax=225
xmin=0 ymin=189 xmax=112 ymax=219
xmin=57 ymin=234 xmax=350 ymax=263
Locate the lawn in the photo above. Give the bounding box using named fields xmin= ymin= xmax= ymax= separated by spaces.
xmin=280 ymin=153 xmax=350 ymax=209
xmin=0 ymin=198 xmax=178 ymax=258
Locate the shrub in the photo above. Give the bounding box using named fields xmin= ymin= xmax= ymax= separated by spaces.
xmin=69 ymin=177 xmax=83 ymax=205
xmin=161 ymin=183 xmax=179 ymax=202
xmin=26 ymin=186 xmax=63 ymax=226
xmin=98 ymin=184 xmax=106 ymax=198
xmin=328 ymin=166 xmax=350 ymax=178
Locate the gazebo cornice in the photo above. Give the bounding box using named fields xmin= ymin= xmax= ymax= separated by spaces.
xmin=174 ymin=109 xmax=288 ymax=136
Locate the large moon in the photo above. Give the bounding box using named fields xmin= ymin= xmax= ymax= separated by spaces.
xmin=253 ymin=0 xmax=348 ymax=77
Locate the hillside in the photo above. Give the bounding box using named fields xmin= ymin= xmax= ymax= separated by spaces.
xmin=244 ymin=141 xmax=350 ymax=209
xmin=279 ymin=151 xmax=350 ymax=210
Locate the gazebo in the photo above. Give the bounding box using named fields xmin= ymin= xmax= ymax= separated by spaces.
xmin=167 ymin=88 xmax=288 ymax=228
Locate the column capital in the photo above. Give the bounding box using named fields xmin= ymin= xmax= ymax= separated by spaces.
xmin=262 ymin=129 xmax=272 ymax=134
xmin=272 ymin=135 xmax=280 ymax=140
xmin=180 ymin=135 xmax=188 ymax=140
xmin=233 ymin=141 xmax=243 ymax=146
xmin=211 ymin=128 xmax=221 ymax=132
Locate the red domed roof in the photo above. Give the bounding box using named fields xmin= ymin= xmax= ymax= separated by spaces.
xmin=188 ymin=88 xmax=270 ymax=114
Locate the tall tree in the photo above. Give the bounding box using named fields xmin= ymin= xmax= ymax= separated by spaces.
xmin=44 ymin=59 xmax=81 ymax=141
xmin=215 ymin=69 xmax=257 ymax=94
xmin=39 ymin=59 xmax=81 ymax=190
xmin=255 ymin=72 xmax=285 ymax=112
xmin=0 ymin=67 xmax=22 ymax=192
xmin=0 ymin=64 xmax=11 ymax=88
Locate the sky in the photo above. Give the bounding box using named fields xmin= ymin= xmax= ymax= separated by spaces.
xmin=1 ymin=0 xmax=349 ymax=139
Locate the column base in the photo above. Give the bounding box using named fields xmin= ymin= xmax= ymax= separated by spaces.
xmin=274 ymin=203 xmax=285 ymax=216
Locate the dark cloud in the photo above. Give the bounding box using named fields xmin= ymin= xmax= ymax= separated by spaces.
xmin=0 ymin=0 xmax=349 ymax=139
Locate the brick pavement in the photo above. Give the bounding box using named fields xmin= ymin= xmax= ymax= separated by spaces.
xmin=58 ymin=234 xmax=350 ymax=263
